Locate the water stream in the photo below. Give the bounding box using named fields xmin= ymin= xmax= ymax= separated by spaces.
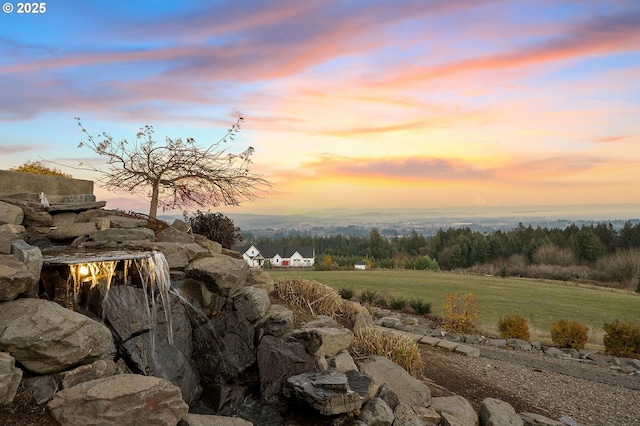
xmin=42 ymin=250 xmax=174 ymax=344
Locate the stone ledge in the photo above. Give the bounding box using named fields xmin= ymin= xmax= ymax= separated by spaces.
xmin=454 ymin=344 xmax=480 ymax=357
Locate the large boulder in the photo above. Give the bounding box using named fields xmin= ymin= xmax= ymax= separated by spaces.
xmin=257 ymin=335 xmax=320 ymax=403
xmin=285 ymin=369 xmax=376 ymax=416
xmin=254 ymin=304 xmax=294 ymax=338
xmin=0 ymin=298 xmax=113 ymax=374
xmin=0 ymin=201 xmax=23 ymax=225
xmin=0 ymin=352 xmax=22 ymax=406
xmin=179 ymin=413 xmax=253 ymax=426
xmin=102 ymin=215 xmax=147 ymax=228
xmin=120 ymin=294 xmax=200 ymax=405
xmin=58 ymin=359 xmax=118 ymax=390
xmin=291 ymin=327 xmax=354 ymax=357
xmin=156 ymin=226 xmax=195 ymax=243
xmin=48 ymin=222 xmax=98 ymax=241
xmin=480 ymin=398 xmax=523 ymax=426
xmin=0 ymin=254 xmax=34 ymax=301
xmin=192 ymin=311 xmax=255 ymax=384
xmin=359 ymin=356 xmax=430 ymax=408
xmin=185 ymin=255 xmax=248 ymax=297
xmin=430 ymin=395 xmax=478 ymax=426
xmin=10 ymin=239 xmax=42 ymax=283
xmin=232 ymin=286 xmax=270 ymax=323
xmin=87 ymin=227 xmax=155 ymax=243
xmin=48 ymin=374 xmax=188 ymax=426
xmin=99 ymin=285 xmax=153 ymax=342
xmin=359 ymin=397 xmax=395 ymax=426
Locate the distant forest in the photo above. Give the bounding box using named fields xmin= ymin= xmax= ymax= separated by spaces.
xmin=243 ymin=221 xmax=640 ymax=290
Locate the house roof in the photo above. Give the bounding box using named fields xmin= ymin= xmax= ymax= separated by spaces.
xmin=354 ymin=261 xmax=367 ymax=266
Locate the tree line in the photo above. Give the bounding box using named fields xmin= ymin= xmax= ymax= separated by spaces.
xmin=243 ymin=220 xmax=640 ymax=288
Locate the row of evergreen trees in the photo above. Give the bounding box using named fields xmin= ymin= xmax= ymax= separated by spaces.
xmin=245 ymin=221 xmax=640 ymax=266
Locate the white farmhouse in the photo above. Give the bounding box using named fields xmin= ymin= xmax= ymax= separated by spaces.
xmin=233 ymin=245 xmax=315 ymax=268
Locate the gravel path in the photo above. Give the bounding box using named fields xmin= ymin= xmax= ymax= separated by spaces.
xmin=421 ymin=345 xmax=640 ymax=426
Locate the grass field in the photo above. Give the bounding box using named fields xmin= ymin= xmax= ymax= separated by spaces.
xmin=267 ymin=269 xmax=640 ymax=346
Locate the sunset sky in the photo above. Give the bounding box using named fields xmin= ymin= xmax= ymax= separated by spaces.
xmin=1 ymin=1 xmax=639 ymax=216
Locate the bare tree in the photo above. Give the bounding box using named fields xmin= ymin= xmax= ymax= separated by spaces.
xmin=74 ymin=116 xmax=270 ymax=219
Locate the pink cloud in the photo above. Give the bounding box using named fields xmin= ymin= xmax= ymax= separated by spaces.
xmin=594 ymin=135 xmax=632 ymax=143
xmin=377 ymin=10 xmax=640 ymax=88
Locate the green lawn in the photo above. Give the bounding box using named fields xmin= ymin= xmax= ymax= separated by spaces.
xmin=267 ymin=269 xmax=640 ymax=344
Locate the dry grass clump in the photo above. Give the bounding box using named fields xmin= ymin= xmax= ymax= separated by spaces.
xmin=273 ymin=278 xmax=424 ymax=377
xmin=351 ymin=327 xmax=424 ymax=377
xmin=273 ymin=278 xmax=368 ymax=326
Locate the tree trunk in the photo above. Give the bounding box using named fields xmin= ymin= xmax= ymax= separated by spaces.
xmin=149 ymin=181 xmax=160 ymax=219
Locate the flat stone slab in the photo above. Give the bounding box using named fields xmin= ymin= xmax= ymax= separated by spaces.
xmin=47 ymin=201 xmax=106 ymax=212
xmin=419 ymin=336 xmax=441 ymax=346
xmin=436 ymin=340 xmax=459 ymax=351
xmin=454 ymin=344 xmax=480 ymax=357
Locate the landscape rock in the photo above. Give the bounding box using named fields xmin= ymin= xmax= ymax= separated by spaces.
xmin=430 ymin=395 xmax=478 ymax=426
xmin=0 ymin=352 xmax=22 ymax=406
xmin=58 ymin=359 xmax=118 ymax=389
xmin=291 ymin=327 xmax=354 ymax=357
xmin=49 ymin=222 xmax=98 ymax=240
xmin=285 ymin=369 xmax=374 ymax=415
xmin=257 ymin=335 xmax=320 ymax=403
xmin=192 ymin=311 xmax=255 ymax=384
xmin=394 ymin=403 xmax=441 ymax=425
xmin=193 ymin=234 xmax=223 ymax=254
xmin=0 ymin=237 xmax=10 ymax=254
xmin=156 ymin=225 xmax=195 ymax=243
xmin=358 ymin=397 xmax=394 ymax=426
xmin=10 ymin=239 xmax=42 ymax=283
xmin=244 ymin=267 xmax=275 ymax=292
xmin=0 ymin=298 xmax=113 ymax=374
xmin=171 ymin=218 xmax=191 ymax=232
xmin=48 ymin=374 xmax=188 ymax=426
xmin=23 ymin=375 xmax=58 ymax=405
xmin=200 ymin=383 xmax=250 ymax=416
xmin=88 ymin=227 xmax=155 ymax=242
xmin=232 ymin=285 xmax=270 ymax=322
xmin=544 ymin=347 xmax=564 ymax=358
xmin=185 ymin=255 xmax=249 ymax=297
xmin=22 ymin=206 xmax=52 ymax=227
xmin=254 ymin=304 xmax=294 ymax=338
xmin=99 ymin=285 xmax=153 ymax=342
xmin=480 ymin=397 xmax=523 ymax=426
xmin=51 ymin=212 xmax=77 ymax=227
xmin=0 ymin=201 xmax=24 ymax=225
xmin=120 ymin=294 xmax=200 ymax=405
xmin=327 ymin=350 xmax=358 ymax=372
xmin=0 ymin=254 xmax=34 ymax=301
xmin=519 ymin=412 xmax=564 ymax=426
xmin=75 ymin=209 xmax=111 ymax=223
xmin=47 ymin=200 xmax=107 ymax=212
xmin=179 ymin=413 xmax=253 ymax=426
xmin=102 ymin=215 xmax=148 ymax=228
xmin=359 ymin=356 xmax=430 ymax=407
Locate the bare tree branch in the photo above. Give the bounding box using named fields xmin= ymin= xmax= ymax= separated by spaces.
xmin=74 ymin=116 xmax=271 ymax=219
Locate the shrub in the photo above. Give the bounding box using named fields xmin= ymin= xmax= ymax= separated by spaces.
xmin=360 ymin=290 xmax=379 ymax=305
xmin=188 ymin=211 xmax=241 ymax=248
xmin=594 ymin=248 xmax=640 ymax=290
xmin=603 ymin=321 xmax=640 ymax=359
xmin=388 ymin=297 xmax=407 ymax=311
xmin=500 ymin=265 xmax=509 ymax=278
xmin=9 ymin=160 xmax=72 ymax=178
xmin=533 ymin=243 xmax=576 ymax=266
xmin=498 ymin=315 xmax=530 ymax=341
xmin=442 ymin=292 xmax=478 ymax=334
xmin=549 ymin=320 xmax=588 ymax=349
xmin=410 ymin=298 xmax=432 ymax=315
xmin=338 ymin=287 xmax=354 ymax=300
